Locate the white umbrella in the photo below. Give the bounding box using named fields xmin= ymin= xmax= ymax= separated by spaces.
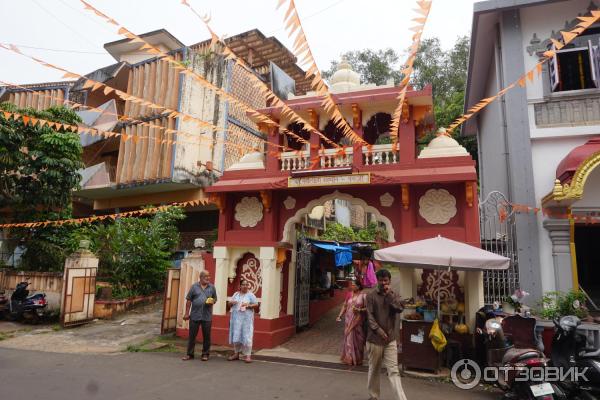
xmin=374 ymin=235 xmax=510 ymax=271
xmin=374 ymin=235 xmax=510 ymax=318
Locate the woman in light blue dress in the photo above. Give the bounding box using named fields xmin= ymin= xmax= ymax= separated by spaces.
xmin=227 ymin=279 xmax=259 ymax=363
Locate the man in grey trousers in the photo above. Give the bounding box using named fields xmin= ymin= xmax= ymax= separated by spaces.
xmin=182 ymin=270 xmax=217 ymax=361
xmin=365 ymin=268 xmax=407 ymax=400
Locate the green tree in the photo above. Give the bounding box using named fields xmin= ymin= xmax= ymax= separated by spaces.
xmin=84 ymin=207 xmax=185 ymax=298
xmin=324 ymin=37 xmax=477 ymax=163
xmin=323 ymin=49 xmax=402 ymax=85
xmin=0 ymin=102 xmax=84 ymax=271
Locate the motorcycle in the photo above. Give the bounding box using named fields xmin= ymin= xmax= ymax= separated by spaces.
xmin=3 ymin=281 xmax=47 ymax=323
xmin=476 ymin=308 xmax=564 ymax=399
xmin=0 ymin=289 xmax=8 ymax=314
xmin=551 ymin=315 xmax=600 ymax=399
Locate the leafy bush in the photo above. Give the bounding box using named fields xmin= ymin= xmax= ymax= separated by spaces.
xmin=538 ymin=290 xmax=588 ymax=320
xmin=318 ymin=221 xmax=387 ymax=244
xmin=83 ymin=207 xmax=185 ymax=299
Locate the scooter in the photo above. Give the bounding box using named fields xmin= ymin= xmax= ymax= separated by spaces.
xmin=3 ymin=281 xmax=47 ymax=323
xmin=551 ymin=315 xmax=600 ymax=399
xmin=477 ymin=309 xmax=564 ymax=399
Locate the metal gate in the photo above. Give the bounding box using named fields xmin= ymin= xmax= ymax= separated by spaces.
xmin=479 ymin=191 xmax=520 ymax=304
xmin=294 ymin=239 xmax=311 ymax=328
xmin=61 ymin=266 xmax=96 ymax=327
xmin=161 ymin=268 xmax=180 ymax=334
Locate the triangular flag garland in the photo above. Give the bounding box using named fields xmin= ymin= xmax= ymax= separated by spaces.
xmin=0 ymin=199 xmax=210 ymax=229
xmin=389 ymin=0 xmax=432 ymax=139
xmin=179 ymin=0 xmax=340 ymax=150
xmin=78 ymin=0 xmax=281 ymax=131
xmin=276 ymin=0 xmax=367 ymax=146
xmin=447 ymin=8 xmax=600 ymax=134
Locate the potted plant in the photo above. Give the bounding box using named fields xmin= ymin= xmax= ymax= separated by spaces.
xmin=502 ymin=289 xmax=529 ymax=314
xmin=538 ymin=290 xmax=588 ymax=321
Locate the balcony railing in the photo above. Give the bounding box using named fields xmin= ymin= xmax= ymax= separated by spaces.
xmin=281 ymin=150 xmax=310 ymax=171
xmin=279 ymin=143 xmax=400 ymax=171
xmin=319 ymin=148 xmax=353 ymax=168
xmin=362 ymin=144 xmax=399 ymax=165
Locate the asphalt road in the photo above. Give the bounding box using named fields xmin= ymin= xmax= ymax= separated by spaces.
xmin=0 ymin=348 xmax=500 ymax=400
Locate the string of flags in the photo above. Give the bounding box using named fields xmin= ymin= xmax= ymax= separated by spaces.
xmin=276 ymin=0 xmax=368 ymax=146
xmin=389 ymin=0 xmax=432 ymax=141
xmin=0 ymin=200 xmax=209 ymax=229
xmin=446 ymin=9 xmax=600 ymax=133
xmin=179 ymin=0 xmax=340 ymax=151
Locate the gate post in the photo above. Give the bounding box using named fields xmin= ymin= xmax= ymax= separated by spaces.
xmin=60 ymin=240 xmax=98 ymax=327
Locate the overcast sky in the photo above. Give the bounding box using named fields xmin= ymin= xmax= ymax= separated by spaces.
xmin=0 ymin=0 xmax=478 ymax=85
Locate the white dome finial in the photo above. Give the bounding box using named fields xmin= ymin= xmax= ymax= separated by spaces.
xmin=330 ymin=58 xmax=360 ymax=93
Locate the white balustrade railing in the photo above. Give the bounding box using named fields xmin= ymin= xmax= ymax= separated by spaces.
xmin=280 ymin=150 xmax=310 ymax=171
xmin=362 ymin=143 xmax=399 ymax=165
xmin=319 ymin=147 xmax=353 ymax=168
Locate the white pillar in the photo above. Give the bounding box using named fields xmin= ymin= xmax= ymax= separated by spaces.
xmin=465 ymin=270 xmax=484 ymax=330
xmin=212 ymin=246 xmax=229 ymax=316
xmin=259 ymin=246 xmax=281 ymax=319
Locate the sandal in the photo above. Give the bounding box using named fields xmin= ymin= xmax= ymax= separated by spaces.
xmin=228 ymin=353 xmax=240 ymax=361
xmin=181 ymin=355 xmax=194 ymax=361
xmin=244 ymin=356 xmax=252 ymax=363
xmin=201 ymin=354 xmax=209 ymax=361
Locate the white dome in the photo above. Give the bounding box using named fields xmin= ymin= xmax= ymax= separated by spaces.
xmin=226 ymin=150 xmax=265 ymax=171
xmin=330 ymin=60 xmax=360 ymax=93
xmin=418 ymin=129 xmax=469 ymax=158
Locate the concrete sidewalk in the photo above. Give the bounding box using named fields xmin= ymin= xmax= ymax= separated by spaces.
xmin=0 ymin=301 xmax=162 ymax=353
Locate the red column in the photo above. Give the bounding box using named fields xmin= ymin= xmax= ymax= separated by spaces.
xmin=464 ymin=181 xmax=480 ymax=245
xmin=309 ymin=129 xmax=320 ymax=170
xmin=399 ymin=184 xmax=413 ymax=244
xmin=399 ymin=112 xmax=416 ymax=164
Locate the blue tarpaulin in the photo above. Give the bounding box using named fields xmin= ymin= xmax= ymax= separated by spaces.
xmin=311 ymin=242 xmax=353 ymax=267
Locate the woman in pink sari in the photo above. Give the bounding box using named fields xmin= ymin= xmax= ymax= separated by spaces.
xmin=336 ymin=279 xmax=367 ymax=366
xmin=362 ymin=258 xmax=377 ymax=288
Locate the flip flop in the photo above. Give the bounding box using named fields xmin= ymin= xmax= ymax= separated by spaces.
xmin=228 ymin=353 xmax=240 ymax=361
xmin=244 ymin=356 xmax=252 ymax=363
xmin=201 ymin=354 xmax=209 ymax=361
xmin=181 ymin=355 xmax=194 ymax=361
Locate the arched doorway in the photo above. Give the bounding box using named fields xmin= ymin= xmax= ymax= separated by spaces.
xmin=572 ymin=165 xmax=600 ymax=305
xmin=277 ymin=191 xmax=392 ymax=356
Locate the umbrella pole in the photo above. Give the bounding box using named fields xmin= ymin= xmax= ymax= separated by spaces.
xmin=437 ymin=269 xmax=440 ymax=318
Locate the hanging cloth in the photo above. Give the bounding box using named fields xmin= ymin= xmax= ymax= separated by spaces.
xmin=362 ymin=260 xmax=377 ymax=288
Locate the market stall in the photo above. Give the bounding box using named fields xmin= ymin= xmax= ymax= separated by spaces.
xmin=374 ymin=235 xmax=510 ymax=372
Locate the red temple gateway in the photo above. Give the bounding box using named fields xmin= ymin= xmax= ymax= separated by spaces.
xmin=178 ymin=63 xmax=480 ymax=348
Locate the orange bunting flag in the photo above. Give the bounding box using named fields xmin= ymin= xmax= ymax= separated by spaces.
xmin=527 ymin=70 xmax=535 ymax=82
xmin=561 ymin=30 xmax=578 ymax=44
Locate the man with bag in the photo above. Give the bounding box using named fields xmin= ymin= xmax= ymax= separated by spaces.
xmin=182 ymin=270 xmax=217 ymax=361
xmin=365 ymin=268 xmax=407 ymax=400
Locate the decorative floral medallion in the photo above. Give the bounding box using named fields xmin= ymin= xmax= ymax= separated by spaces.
xmin=240 ymin=256 xmax=262 ymax=295
xmin=283 ymin=196 xmax=296 ymax=210
xmin=235 ymin=196 xmax=263 ymax=227
xmin=418 ymin=189 xmax=457 ymax=224
xmin=418 ymin=269 xmax=464 ymax=303
xmin=380 ymin=192 xmax=394 ymax=207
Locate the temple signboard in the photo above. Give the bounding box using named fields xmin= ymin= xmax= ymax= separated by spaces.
xmin=288 ymin=173 xmax=370 ymax=188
